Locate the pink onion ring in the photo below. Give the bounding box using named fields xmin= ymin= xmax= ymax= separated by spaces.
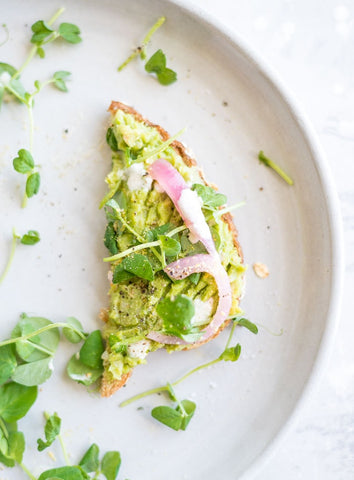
xmin=149 ymin=159 xmax=216 ymax=255
xmin=147 ymin=254 xmax=232 ymax=345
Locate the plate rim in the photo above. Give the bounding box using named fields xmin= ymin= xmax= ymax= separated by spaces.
xmin=162 ymin=0 xmax=344 ymax=477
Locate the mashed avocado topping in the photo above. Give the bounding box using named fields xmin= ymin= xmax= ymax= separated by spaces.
xmin=102 ymin=108 xmax=245 ymax=383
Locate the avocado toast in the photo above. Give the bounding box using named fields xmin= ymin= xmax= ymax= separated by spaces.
xmin=100 ymin=101 xmax=245 ymax=397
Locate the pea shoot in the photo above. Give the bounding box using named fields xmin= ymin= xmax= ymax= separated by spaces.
xmin=118 ymin=16 xmax=177 ymax=86
xmin=1 ymin=7 xmax=81 ymax=206
xmin=0 ymin=229 xmax=40 ymax=285
xmin=120 ymin=315 xmax=258 ymax=431
xmin=0 ymin=406 xmax=122 ymax=480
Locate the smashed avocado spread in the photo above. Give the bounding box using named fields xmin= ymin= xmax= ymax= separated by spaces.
xmin=101 ymin=106 xmax=245 ymax=385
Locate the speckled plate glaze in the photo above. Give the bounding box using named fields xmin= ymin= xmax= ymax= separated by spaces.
xmin=0 ymin=1 xmax=342 ymax=479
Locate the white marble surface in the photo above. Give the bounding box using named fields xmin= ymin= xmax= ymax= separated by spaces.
xmin=189 ymin=0 xmax=353 ymax=478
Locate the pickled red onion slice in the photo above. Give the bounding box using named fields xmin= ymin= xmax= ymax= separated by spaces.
xmin=147 ymin=254 xmax=232 ymax=345
xmin=149 ymin=159 xmax=216 ymax=255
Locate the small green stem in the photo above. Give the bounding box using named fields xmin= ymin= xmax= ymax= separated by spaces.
xmin=120 ymin=357 xmax=221 ymax=407
xmin=24 ymin=339 xmax=54 ymax=356
xmin=58 ymin=433 xmax=71 ymax=466
xmin=0 ymin=23 xmax=9 ymax=47
xmin=258 ymin=150 xmax=294 ymax=186
xmin=119 ymin=385 xmax=169 ymax=407
xmin=104 ymin=240 xmax=160 ymax=262
xmin=118 ymin=16 xmax=165 ymax=71
xmin=224 ymin=321 xmax=237 ymax=350
xmin=216 ymin=201 xmax=246 ymax=217
xmin=19 ymin=463 xmax=37 ymax=480
xmin=0 ymin=322 xmax=86 ymax=348
xmin=0 ymin=229 xmax=19 ymax=285
xmin=138 ymin=128 xmax=185 ymax=163
xmin=13 ymin=46 xmax=37 ymax=79
xmin=172 ymin=358 xmax=221 ymax=387
xmin=47 ymin=7 xmax=66 ymax=26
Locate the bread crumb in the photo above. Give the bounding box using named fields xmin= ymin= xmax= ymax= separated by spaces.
xmin=253 ymin=262 xmax=269 ymax=278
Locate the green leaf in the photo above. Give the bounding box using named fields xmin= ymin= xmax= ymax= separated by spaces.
xmin=219 ymin=343 xmax=241 ymax=362
xmin=156 ymin=294 xmax=195 ymax=339
xmin=79 ymin=443 xmax=99 ymax=473
xmin=177 ymin=399 xmax=196 ymax=430
xmin=0 ymin=62 xmax=17 ymax=77
xmin=0 ymin=345 xmax=17 ymax=385
xmin=31 ymin=20 xmax=54 ymax=44
xmin=7 ymin=431 xmax=25 ymax=463
xmin=145 ymin=50 xmax=177 ymax=86
xmin=0 ymin=450 xmax=15 ymax=467
xmin=101 ymin=451 xmax=121 ymax=480
xmin=192 ymin=184 xmax=227 ymax=210
xmin=37 ymin=412 xmax=61 ymax=451
xmin=180 ymin=231 xmax=206 ymax=256
xmin=151 ymin=406 xmax=182 ymax=431
xmin=38 ymin=466 xmax=85 ymax=480
xmin=63 ymin=317 xmax=85 ymax=344
xmin=9 ymin=78 xmax=27 ymax=102
xmin=20 ymin=230 xmax=40 ymax=245
xmin=157 ymin=68 xmax=177 ymax=86
xmin=121 ymin=254 xmax=154 ymax=282
xmin=66 ymin=354 xmax=103 ymax=386
xmin=0 ymin=383 xmax=37 ymax=422
xmin=236 ymin=317 xmax=258 ymax=334
xmin=106 ymin=127 xmax=118 ymax=152
xmin=37 ymin=46 xmax=45 ymax=58
xmin=145 ymin=223 xmax=171 ymax=242
xmin=11 ymin=357 xmax=53 ymax=386
xmin=13 ymin=148 xmax=34 ymax=173
xmin=58 ymin=23 xmax=82 ymax=44
xmin=189 ymin=273 xmax=200 ymax=285
xmin=79 ymin=330 xmax=104 ymax=369
xmin=158 ymin=235 xmax=181 ymax=256
xmin=12 ymin=315 xmax=60 ymax=362
xmin=145 ymin=49 xmax=166 ymax=74
xmin=26 ymin=172 xmax=41 ymax=197
xmin=53 ymin=71 xmax=71 ymax=92
xmin=104 ymin=222 xmax=118 ymax=255
xmin=112 ymin=264 xmax=135 ymax=284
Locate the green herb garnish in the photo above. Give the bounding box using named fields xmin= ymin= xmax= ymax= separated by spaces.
xmin=192 ymin=183 xmax=227 ymax=210
xmin=0 ymin=313 xmax=87 ymax=388
xmin=66 ymin=330 xmax=104 ymax=387
xmin=151 ymin=385 xmax=196 ymax=431
xmin=145 ymin=49 xmax=177 ymax=85
xmin=156 ymin=294 xmax=201 ymax=341
xmin=37 ymin=412 xmax=61 ymax=451
xmin=258 ymin=150 xmax=294 ymax=185
xmin=120 ymin=314 xmax=258 ymax=430
xmin=0 ymin=229 xmax=41 ymax=285
xmin=1 ymin=8 xmax=81 ymax=206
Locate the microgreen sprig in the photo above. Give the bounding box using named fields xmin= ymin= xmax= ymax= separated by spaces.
xmin=258 ymin=150 xmax=294 ymax=185
xmin=1 ymin=8 xmax=81 ymax=206
xmin=118 ymin=16 xmax=177 ymax=86
xmin=0 ymin=228 xmax=40 ymax=285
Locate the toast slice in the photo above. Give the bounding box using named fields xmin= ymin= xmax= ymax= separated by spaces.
xmin=101 ymin=101 xmax=245 ymax=397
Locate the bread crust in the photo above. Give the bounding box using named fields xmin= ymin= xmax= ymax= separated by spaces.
xmin=101 ymin=101 xmax=243 ymax=396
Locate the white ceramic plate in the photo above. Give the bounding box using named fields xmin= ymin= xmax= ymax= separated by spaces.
xmin=0 ymin=1 xmax=342 ymax=479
